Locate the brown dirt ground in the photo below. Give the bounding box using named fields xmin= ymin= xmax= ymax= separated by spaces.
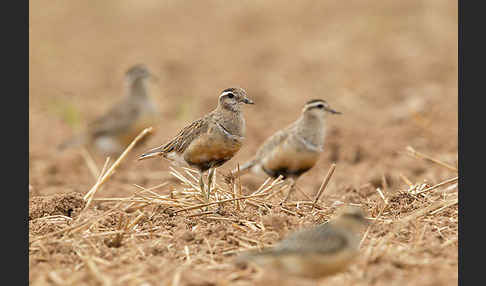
xmin=29 ymin=1 xmax=458 ymax=285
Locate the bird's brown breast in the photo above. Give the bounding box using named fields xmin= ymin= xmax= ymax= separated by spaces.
xmin=262 ymin=250 xmax=357 ymax=279
xmin=262 ymin=142 xmax=320 ymax=178
xmin=183 ymin=129 xmax=243 ymax=171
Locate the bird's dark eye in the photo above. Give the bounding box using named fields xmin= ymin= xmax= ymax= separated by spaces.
xmin=227 ymin=93 xmax=234 ymax=99
xmin=316 ymin=104 xmax=324 ymax=109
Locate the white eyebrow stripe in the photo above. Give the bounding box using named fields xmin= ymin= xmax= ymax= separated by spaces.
xmin=305 ymin=103 xmax=328 ymax=111
xmin=306 ymin=101 xmax=325 ymax=108
xmin=220 ymin=91 xmax=234 ymax=97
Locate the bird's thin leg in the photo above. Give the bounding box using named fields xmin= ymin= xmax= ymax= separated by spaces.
xmin=199 ymin=171 xmax=206 ymax=200
xmin=207 ymin=168 xmax=215 ymax=201
xmin=282 ymin=178 xmax=296 ymax=204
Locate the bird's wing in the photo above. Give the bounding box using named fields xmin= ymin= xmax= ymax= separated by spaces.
xmin=238 ymin=127 xmax=291 ymax=173
xmin=88 ymin=99 xmax=140 ymax=137
xmin=139 ymin=116 xmax=210 ymax=160
xmin=164 ymin=117 xmax=210 ymax=153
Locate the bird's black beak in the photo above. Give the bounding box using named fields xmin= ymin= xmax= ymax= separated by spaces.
xmin=242 ymin=97 xmax=254 ymax=104
xmin=325 ymin=107 xmax=341 ymax=114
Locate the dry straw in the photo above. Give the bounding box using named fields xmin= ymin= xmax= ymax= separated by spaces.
xmin=30 ymin=126 xmax=458 ymax=285
xmin=406 ymin=146 xmax=458 ymax=173
xmin=312 ymin=163 xmax=337 ymax=210
xmin=83 ymin=127 xmax=153 ymax=209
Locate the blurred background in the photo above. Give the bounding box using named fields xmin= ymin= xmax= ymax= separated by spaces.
xmin=29 ymin=0 xmax=457 ymax=197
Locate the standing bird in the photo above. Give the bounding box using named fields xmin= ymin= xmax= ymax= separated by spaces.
xmin=234 ymin=99 xmax=341 ymax=202
xmin=236 ymin=206 xmax=369 ymax=280
xmin=58 ymin=64 xmax=159 ymax=157
xmin=138 ymin=87 xmax=253 ymax=199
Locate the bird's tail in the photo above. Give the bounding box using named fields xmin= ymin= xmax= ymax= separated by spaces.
xmin=138 ymin=146 xmax=165 ymax=161
xmin=233 ymin=248 xmax=274 ymax=268
xmin=57 ymin=134 xmax=87 ymax=151
xmin=232 ymin=159 xmax=256 ymax=177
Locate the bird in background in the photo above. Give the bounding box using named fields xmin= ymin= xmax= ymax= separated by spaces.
xmin=234 ymin=99 xmax=341 ymax=202
xmin=138 ymin=87 xmax=254 ymax=200
xmin=236 ymin=205 xmax=369 ymax=280
xmin=58 ymin=64 xmax=160 ymax=157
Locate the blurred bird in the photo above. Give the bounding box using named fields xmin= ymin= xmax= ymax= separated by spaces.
xmin=58 ymin=64 xmax=159 ymax=157
xmin=234 ymin=99 xmax=341 ymax=202
xmin=138 ymin=87 xmax=253 ymax=199
xmin=236 ymin=205 xmax=369 ymax=279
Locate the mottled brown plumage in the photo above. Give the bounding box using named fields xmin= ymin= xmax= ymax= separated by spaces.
xmin=138 ymin=87 xmax=253 ymax=198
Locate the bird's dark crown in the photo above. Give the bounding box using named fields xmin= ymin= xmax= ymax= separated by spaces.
xmin=221 ymin=87 xmax=246 ymax=96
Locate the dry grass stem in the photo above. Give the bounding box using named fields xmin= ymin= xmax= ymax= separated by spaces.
xmin=83 ymin=127 xmax=153 ymax=209
xmin=442 ymin=183 xmax=458 ymax=193
xmin=236 ymin=164 xmax=242 ymax=211
xmin=399 ymin=173 xmax=414 ymax=187
xmin=381 ymin=174 xmax=389 ymax=192
xmin=80 ymin=147 xmax=100 ymax=180
xmin=126 ymin=211 xmax=145 ymax=230
xmin=184 ymin=246 xmax=192 ymax=264
xmin=251 ymin=175 xmax=285 ymax=196
xmin=429 ymin=198 xmax=458 ymax=215
xmin=312 ymin=163 xmax=337 ymax=210
xmin=98 ymin=157 xmax=111 ymax=182
xmin=415 ymin=176 xmax=458 ymax=195
xmin=169 ymin=166 xmax=203 ymax=193
xmin=376 ymin=188 xmax=388 ymax=205
xmin=406 ymin=146 xmax=458 ymax=172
